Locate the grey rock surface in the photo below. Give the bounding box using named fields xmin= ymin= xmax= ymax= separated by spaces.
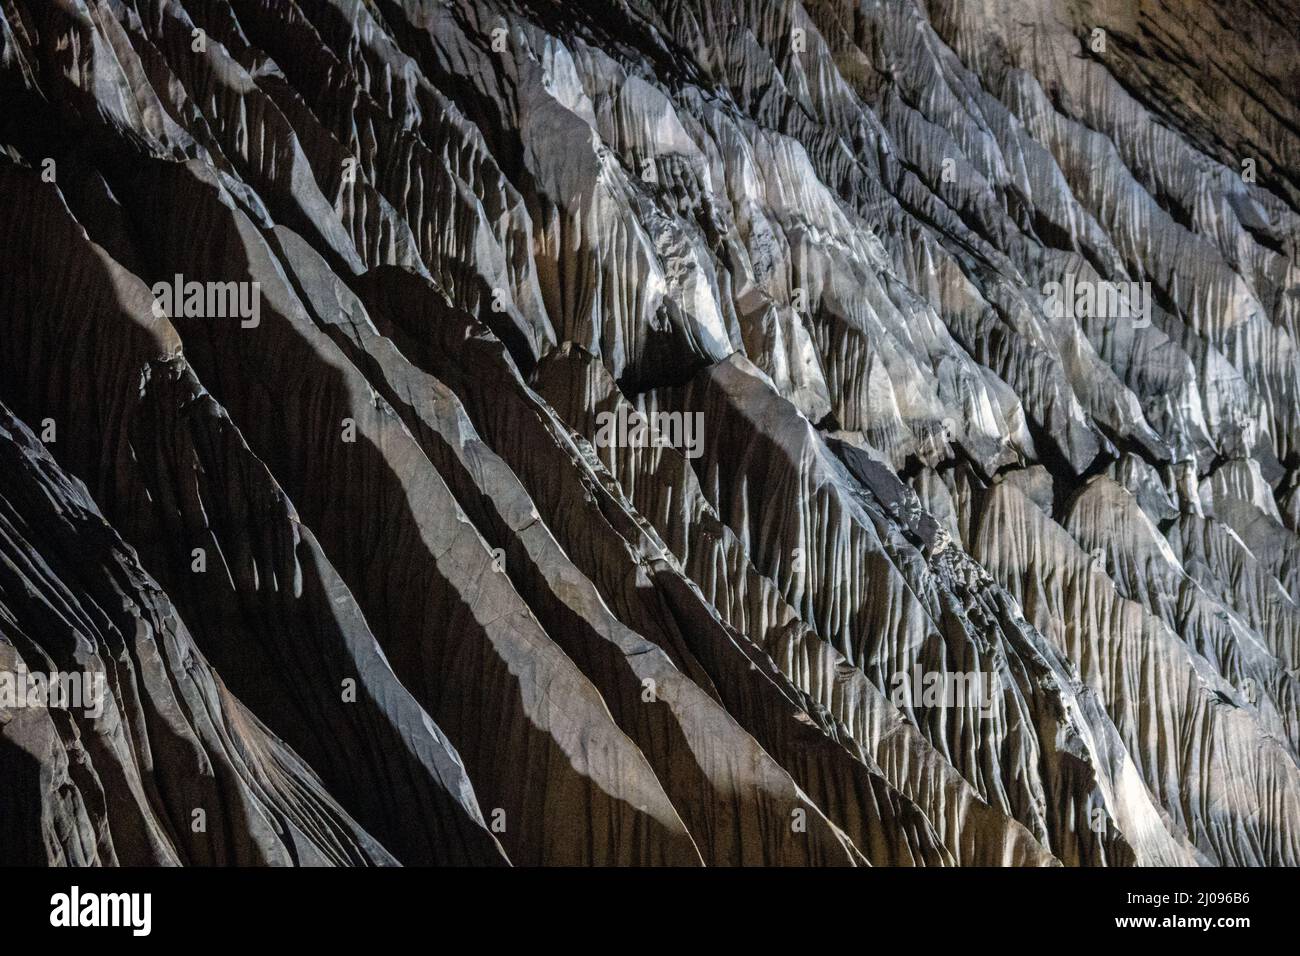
xmin=0 ymin=0 xmax=1297 ymax=865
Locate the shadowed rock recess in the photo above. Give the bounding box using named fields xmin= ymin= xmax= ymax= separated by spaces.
xmin=0 ymin=0 xmax=1297 ymax=867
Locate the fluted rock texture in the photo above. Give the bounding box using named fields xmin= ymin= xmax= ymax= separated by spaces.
xmin=1 ymin=0 xmax=1297 ymax=866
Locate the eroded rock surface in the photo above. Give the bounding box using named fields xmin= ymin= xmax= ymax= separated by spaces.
xmin=1 ymin=0 xmax=1297 ymax=865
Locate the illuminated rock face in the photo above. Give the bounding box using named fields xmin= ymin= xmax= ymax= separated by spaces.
xmin=0 ymin=0 xmax=1296 ymax=867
